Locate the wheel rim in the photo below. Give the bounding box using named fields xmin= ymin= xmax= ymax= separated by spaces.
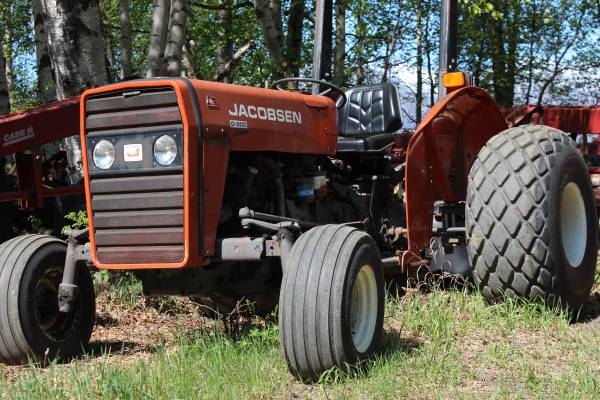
xmin=560 ymin=182 xmax=587 ymax=267
xmin=34 ymin=266 xmax=76 ymax=341
xmin=350 ymin=264 xmax=378 ymax=353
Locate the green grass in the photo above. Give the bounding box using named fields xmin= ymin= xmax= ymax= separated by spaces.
xmin=2 ymin=284 xmax=600 ymax=399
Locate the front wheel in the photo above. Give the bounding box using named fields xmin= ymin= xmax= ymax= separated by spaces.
xmin=279 ymin=225 xmax=384 ymax=381
xmin=0 ymin=235 xmax=96 ymax=365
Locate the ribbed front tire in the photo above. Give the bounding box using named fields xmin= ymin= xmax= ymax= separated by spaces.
xmin=0 ymin=235 xmax=95 ymax=365
xmin=279 ymin=225 xmax=384 ymax=381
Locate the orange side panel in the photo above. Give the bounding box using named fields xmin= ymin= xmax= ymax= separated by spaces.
xmin=404 ymin=86 xmax=508 ymax=254
xmin=191 ymin=80 xmax=338 ymax=155
xmin=193 ymin=81 xmax=338 ymax=257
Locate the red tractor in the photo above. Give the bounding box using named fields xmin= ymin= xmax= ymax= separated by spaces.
xmin=0 ymin=0 xmax=597 ymax=382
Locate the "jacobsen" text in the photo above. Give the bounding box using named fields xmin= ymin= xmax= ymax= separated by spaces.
xmin=228 ymin=103 xmax=302 ymax=124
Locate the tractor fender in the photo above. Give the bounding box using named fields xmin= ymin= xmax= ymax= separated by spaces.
xmin=404 ymin=86 xmax=507 ymax=254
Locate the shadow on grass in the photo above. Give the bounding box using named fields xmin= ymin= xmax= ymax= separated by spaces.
xmin=84 ymin=340 xmax=157 ymax=358
xmin=575 ymin=292 xmax=600 ymax=324
xmin=381 ymin=329 xmax=423 ymax=357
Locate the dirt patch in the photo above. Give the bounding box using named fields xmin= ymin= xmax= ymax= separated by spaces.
xmin=89 ymin=295 xmax=211 ymax=357
xmin=1 ymin=295 xmax=212 ymax=383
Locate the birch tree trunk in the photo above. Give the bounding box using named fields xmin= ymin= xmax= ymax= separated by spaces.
xmin=285 ymin=0 xmax=304 ymax=77
xmin=147 ymin=0 xmax=171 ymax=77
xmin=32 ymin=0 xmax=56 ymax=103
xmin=0 ymin=45 xmax=9 ymax=115
xmin=42 ymin=0 xmax=108 ymax=183
xmin=119 ymin=0 xmax=134 ymax=79
xmin=42 ymin=0 xmax=109 ymax=98
xmin=216 ymin=0 xmax=233 ymax=82
xmin=1 ymin=4 xmax=15 ymax=108
xmin=253 ymin=0 xmax=285 ymax=78
xmin=424 ymin=0 xmax=435 ymax=107
xmin=182 ymin=37 xmax=196 ymax=77
xmin=164 ymin=0 xmax=191 ymax=76
xmin=354 ymin=2 xmax=365 ymax=85
xmin=333 ymin=0 xmax=346 ymax=86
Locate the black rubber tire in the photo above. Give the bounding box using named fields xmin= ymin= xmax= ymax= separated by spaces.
xmin=279 ymin=225 xmax=384 ymax=381
xmin=466 ymin=125 xmax=597 ymax=310
xmin=0 ymin=235 xmax=96 ymax=365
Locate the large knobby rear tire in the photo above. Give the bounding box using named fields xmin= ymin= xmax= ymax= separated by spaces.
xmin=0 ymin=235 xmax=96 ymax=365
xmin=279 ymin=225 xmax=384 ymax=381
xmin=466 ymin=125 xmax=597 ymax=310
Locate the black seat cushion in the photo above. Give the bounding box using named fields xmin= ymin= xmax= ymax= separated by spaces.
xmin=338 ymin=83 xmax=403 ymax=137
xmin=337 ymin=133 xmax=395 ymax=152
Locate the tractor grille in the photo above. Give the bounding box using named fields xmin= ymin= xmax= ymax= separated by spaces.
xmin=85 ymin=87 xmax=185 ymax=265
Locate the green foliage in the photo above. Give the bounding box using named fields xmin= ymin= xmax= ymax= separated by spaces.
xmin=26 ymin=214 xmax=44 ymax=233
xmin=61 ymin=210 xmax=88 ymax=235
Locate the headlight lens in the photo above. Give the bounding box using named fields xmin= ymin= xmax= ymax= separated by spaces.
xmin=591 ymin=174 xmax=600 ymax=187
xmin=93 ymin=140 xmax=115 ymax=169
xmin=153 ymin=135 xmax=178 ymax=166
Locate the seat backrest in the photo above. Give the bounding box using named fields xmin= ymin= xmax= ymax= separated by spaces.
xmin=338 ymin=83 xmax=403 ymax=137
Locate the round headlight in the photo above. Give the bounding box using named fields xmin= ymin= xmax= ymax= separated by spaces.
xmin=93 ymin=140 xmax=115 ymax=170
xmin=153 ymin=135 xmax=177 ymax=166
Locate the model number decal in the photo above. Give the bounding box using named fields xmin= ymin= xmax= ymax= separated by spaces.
xmin=230 ymin=120 xmax=248 ymax=129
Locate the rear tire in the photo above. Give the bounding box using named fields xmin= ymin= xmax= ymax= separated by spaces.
xmin=0 ymin=235 xmax=95 ymax=365
xmin=466 ymin=125 xmax=597 ymax=310
xmin=279 ymin=225 xmax=384 ymax=381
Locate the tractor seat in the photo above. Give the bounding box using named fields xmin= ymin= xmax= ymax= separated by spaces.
xmin=336 ymin=83 xmax=403 ymax=152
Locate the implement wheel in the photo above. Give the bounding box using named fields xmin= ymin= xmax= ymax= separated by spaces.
xmin=279 ymin=225 xmax=384 ymax=381
xmin=0 ymin=235 xmax=95 ymax=365
xmin=466 ymin=126 xmax=597 ymax=310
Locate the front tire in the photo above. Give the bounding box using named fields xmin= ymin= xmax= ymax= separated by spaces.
xmin=466 ymin=125 xmax=597 ymax=310
xmin=279 ymin=225 xmax=384 ymax=381
xmin=0 ymin=235 xmax=96 ymax=365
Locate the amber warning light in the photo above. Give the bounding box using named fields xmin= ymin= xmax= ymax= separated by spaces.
xmin=443 ymin=71 xmax=467 ymax=90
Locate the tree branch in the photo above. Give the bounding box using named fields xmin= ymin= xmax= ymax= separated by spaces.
xmin=212 ymin=40 xmax=256 ymax=81
xmin=536 ymin=11 xmax=586 ymax=105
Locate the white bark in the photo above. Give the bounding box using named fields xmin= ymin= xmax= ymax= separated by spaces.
xmin=181 ymin=38 xmax=196 ymax=77
xmin=253 ymin=0 xmax=284 ymax=74
xmin=42 ymin=0 xmax=108 ymax=182
xmin=163 ymin=0 xmax=191 ymax=76
xmin=146 ymin=0 xmax=171 ymax=77
xmin=119 ymin=0 xmax=133 ymax=79
xmin=42 ymin=0 xmax=108 ymax=99
xmin=32 ymin=0 xmax=56 ymax=103
xmin=0 ymin=46 xmax=9 ymax=115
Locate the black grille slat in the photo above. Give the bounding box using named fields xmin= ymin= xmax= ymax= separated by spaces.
xmin=90 ymin=174 xmax=183 ymax=194
xmin=91 ymin=191 xmax=183 ymax=211
xmin=86 ymin=106 xmax=182 ymax=130
xmin=86 ymin=90 xmax=178 ymax=113
xmin=94 ymin=227 xmax=183 ymax=246
xmin=93 ymin=209 xmax=184 ymax=228
xmin=86 ymin=87 xmax=185 ymax=264
xmin=96 ymin=246 xmax=184 ymax=264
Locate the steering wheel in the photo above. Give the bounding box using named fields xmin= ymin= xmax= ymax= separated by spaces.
xmin=271 ymin=77 xmax=347 ymax=109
